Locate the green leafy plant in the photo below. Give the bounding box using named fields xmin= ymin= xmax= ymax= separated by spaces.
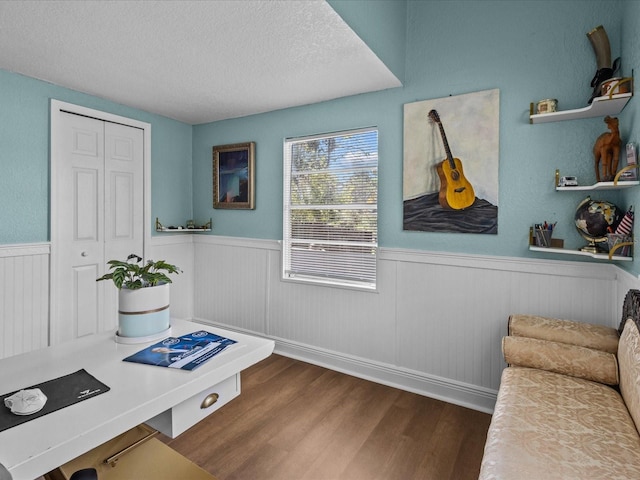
xmin=96 ymin=254 xmax=181 ymax=290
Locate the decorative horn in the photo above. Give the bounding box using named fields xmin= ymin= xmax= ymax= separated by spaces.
xmin=587 ymin=25 xmax=612 ymax=70
xmin=586 ymin=25 xmax=619 ymax=104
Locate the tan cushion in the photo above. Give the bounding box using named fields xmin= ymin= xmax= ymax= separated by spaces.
xmin=618 ymin=318 xmax=640 ymax=433
xmin=479 ymin=367 xmax=640 ymax=480
xmin=509 ymin=314 xmax=619 ymax=353
xmin=502 ymin=335 xmax=619 ymax=385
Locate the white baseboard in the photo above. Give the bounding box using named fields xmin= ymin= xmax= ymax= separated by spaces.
xmin=273 ymin=337 xmax=497 ymax=414
xmin=192 ymin=317 xmax=498 ymax=414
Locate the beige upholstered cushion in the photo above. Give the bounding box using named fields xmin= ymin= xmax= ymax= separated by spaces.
xmin=502 ymin=335 xmax=619 ymax=385
xmin=618 ymin=318 xmax=640 ymax=433
xmin=509 ymin=314 xmax=619 ymax=353
xmin=479 ymin=367 xmax=640 ymax=480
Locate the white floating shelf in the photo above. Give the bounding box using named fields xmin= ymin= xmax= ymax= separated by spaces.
xmin=156 ymin=227 xmax=211 ymax=232
xmin=556 ymin=180 xmax=639 ymax=191
xmin=155 ymin=217 xmax=212 ymax=233
xmin=530 ymin=92 xmax=632 ymax=124
xmin=529 ymin=245 xmax=632 ymax=261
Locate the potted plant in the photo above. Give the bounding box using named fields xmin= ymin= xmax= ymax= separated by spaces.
xmin=97 ymin=254 xmax=181 ymax=342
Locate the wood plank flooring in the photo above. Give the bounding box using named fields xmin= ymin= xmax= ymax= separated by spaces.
xmin=163 ymin=354 xmax=491 ymax=480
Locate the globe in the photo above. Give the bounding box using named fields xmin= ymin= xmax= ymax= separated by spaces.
xmin=574 ymin=197 xmax=622 ymax=251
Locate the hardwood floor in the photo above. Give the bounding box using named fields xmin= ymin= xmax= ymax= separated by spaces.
xmin=163 ymin=354 xmax=491 ymax=480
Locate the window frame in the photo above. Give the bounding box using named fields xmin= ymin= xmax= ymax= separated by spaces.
xmin=282 ymin=126 xmax=378 ymax=291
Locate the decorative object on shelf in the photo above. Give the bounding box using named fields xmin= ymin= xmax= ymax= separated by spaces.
xmin=213 ymin=142 xmax=255 ymax=210
xmin=586 ymin=25 xmax=620 ymax=104
xmin=608 ymin=234 xmax=633 ymax=257
xmin=601 ymin=77 xmax=632 ymax=97
xmin=536 ymin=99 xmax=557 ymax=114
xmin=624 ymin=143 xmax=638 ymax=180
xmin=96 ymin=254 xmax=181 ymax=344
xmin=559 ymin=175 xmax=578 ymax=187
xmin=533 ymin=222 xmax=556 ymax=247
xmin=607 ymin=206 xmax=635 ymax=258
xmin=574 ymin=197 xmax=622 ymax=253
xmin=616 ymin=206 xmax=634 ymax=235
xmin=594 ymin=116 xmax=621 ymax=182
xmin=528 ymin=226 xmax=564 ymax=249
xmin=155 ymin=218 xmax=212 ymax=232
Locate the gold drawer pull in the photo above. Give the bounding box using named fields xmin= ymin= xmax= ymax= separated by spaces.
xmin=201 ymin=393 xmax=219 ymax=409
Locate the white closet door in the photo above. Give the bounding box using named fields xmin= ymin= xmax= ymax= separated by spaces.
xmin=103 ymin=122 xmax=144 ymax=332
xmin=51 ymin=112 xmax=144 ymax=344
xmin=53 ymin=112 xmax=105 ymax=343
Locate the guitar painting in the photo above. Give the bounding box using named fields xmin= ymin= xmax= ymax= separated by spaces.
xmin=428 ymin=109 xmax=476 ymax=210
xmin=403 ymin=90 xmax=498 ymax=234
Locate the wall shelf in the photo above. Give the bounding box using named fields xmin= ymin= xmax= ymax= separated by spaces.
xmin=555 ymin=166 xmax=639 ymax=191
xmin=528 ymin=245 xmax=632 ymax=261
xmin=528 ymin=76 xmax=634 ymax=264
xmin=556 ymin=180 xmax=639 ymax=191
xmin=529 ymin=91 xmax=632 ymax=124
xmin=155 ymin=218 xmax=212 ymax=233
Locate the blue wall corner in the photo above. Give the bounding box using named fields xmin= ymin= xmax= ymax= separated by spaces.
xmin=327 ymin=0 xmax=407 ymax=84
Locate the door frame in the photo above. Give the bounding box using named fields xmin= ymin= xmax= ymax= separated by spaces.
xmin=49 ymin=99 xmax=152 ymax=345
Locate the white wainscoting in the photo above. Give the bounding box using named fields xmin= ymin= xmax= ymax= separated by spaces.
xmin=192 ymin=236 xmax=638 ymax=413
xmin=2 ymin=237 xmax=638 ymax=413
xmin=0 ymin=244 xmax=50 ymax=358
xmin=0 ymin=239 xmax=193 ymax=361
xmin=149 ymin=234 xmax=195 ymax=321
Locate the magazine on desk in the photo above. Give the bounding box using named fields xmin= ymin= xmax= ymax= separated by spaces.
xmin=123 ymin=330 xmax=237 ymax=371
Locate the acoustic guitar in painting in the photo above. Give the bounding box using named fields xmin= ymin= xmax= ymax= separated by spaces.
xmin=428 ymin=109 xmax=476 ymax=210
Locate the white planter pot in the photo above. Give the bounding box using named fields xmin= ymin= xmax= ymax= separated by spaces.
xmin=118 ymin=284 xmax=170 ymax=338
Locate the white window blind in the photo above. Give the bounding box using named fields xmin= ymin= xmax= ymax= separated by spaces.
xmin=283 ymin=127 xmax=378 ymax=290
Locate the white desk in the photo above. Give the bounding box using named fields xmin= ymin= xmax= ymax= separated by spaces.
xmin=0 ymin=319 xmax=274 ymax=480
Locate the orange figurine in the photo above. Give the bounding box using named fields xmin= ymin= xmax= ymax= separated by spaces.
xmin=594 ymin=115 xmax=621 ymax=182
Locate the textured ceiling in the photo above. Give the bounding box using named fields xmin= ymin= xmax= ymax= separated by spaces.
xmin=0 ymin=0 xmax=401 ymax=125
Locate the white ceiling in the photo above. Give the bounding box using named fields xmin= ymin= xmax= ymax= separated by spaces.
xmin=0 ymin=0 xmax=401 ymax=125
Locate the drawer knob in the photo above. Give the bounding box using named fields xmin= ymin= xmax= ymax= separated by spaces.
xmin=201 ymin=393 xmax=219 ymax=409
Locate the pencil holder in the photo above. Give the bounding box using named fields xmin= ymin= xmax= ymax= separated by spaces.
xmin=534 ymin=229 xmax=553 ymax=247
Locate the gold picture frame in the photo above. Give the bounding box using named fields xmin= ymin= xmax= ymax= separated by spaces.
xmin=213 ymin=142 xmax=255 ymax=209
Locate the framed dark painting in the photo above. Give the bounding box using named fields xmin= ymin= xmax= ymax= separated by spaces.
xmin=213 ymin=142 xmax=255 ymax=209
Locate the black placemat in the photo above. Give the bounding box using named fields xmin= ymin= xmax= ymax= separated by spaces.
xmin=0 ymin=369 xmax=110 ymax=432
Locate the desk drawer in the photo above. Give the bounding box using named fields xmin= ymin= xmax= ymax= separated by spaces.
xmin=146 ymin=373 xmax=240 ymax=438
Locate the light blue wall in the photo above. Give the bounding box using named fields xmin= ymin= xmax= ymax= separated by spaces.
xmin=194 ymin=1 xmax=634 ymax=261
xmin=0 ymin=69 xmax=193 ymax=244
xmin=3 ymin=1 xmax=638 ymax=274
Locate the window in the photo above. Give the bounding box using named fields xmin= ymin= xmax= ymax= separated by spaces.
xmin=283 ymin=127 xmax=378 ymax=290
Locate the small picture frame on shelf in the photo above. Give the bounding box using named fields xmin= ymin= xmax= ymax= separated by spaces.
xmin=213 ymin=142 xmax=255 ymax=209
